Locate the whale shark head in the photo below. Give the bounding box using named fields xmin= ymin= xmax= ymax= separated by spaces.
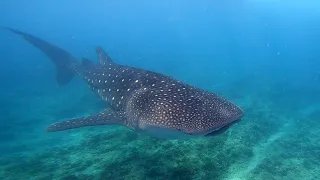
xmin=128 ymin=82 xmax=244 ymax=138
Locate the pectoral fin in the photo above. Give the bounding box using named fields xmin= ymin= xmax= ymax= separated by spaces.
xmin=46 ymin=109 xmax=125 ymax=132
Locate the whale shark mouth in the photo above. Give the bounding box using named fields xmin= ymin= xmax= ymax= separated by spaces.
xmin=204 ymin=119 xmax=241 ymax=137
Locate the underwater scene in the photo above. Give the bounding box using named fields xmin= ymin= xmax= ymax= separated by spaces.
xmin=0 ymin=0 xmax=319 ymax=179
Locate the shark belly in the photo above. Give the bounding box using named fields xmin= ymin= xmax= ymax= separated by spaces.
xmin=140 ymin=125 xmax=191 ymax=139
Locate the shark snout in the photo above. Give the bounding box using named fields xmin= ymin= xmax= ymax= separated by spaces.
xmin=227 ymin=106 xmax=244 ymax=122
xmin=220 ymin=103 xmax=244 ymax=121
xmin=201 ymin=102 xmax=244 ymax=136
xmin=202 ymin=107 xmax=243 ymax=137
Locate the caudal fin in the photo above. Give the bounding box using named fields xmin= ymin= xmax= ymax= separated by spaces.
xmin=3 ymin=27 xmax=76 ymax=85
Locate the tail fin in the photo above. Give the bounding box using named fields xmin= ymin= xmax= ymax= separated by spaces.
xmin=3 ymin=27 xmax=76 ymax=85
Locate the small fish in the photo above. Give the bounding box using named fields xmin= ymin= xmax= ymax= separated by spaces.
xmin=5 ymin=27 xmax=244 ymax=139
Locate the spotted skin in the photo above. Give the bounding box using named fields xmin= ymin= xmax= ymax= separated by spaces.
xmin=6 ymin=28 xmax=244 ymax=138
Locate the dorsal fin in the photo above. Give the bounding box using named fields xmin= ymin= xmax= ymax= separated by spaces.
xmin=96 ymin=46 xmax=114 ymax=65
xmin=81 ymin=58 xmax=95 ymax=68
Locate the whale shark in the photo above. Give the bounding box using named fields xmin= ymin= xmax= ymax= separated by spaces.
xmin=5 ymin=27 xmax=244 ymax=138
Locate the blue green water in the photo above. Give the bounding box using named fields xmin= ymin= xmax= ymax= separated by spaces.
xmin=0 ymin=0 xmax=320 ymax=179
